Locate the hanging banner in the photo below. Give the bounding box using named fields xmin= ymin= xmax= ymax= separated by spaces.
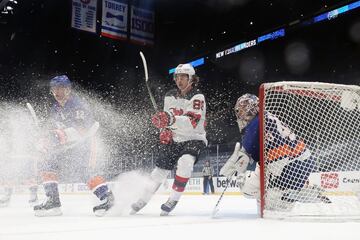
xmin=71 ymin=0 xmax=97 ymax=33
xmin=101 ymin=0 xmax=128 ymax=40
xmin=130 ymin=6 xmax=154 ymax=45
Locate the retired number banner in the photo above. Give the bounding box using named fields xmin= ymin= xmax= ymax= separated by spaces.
xmin=101 ymin=0 xmax=128 ymax=40
xmin=130 ymin=6 xmax=154 ymax=45
xmin=71 ymin=0 xmax=97 ymax=33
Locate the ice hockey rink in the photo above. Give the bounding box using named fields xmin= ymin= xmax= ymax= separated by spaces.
xmin=1 ymin=193 xmax=359 ymax=240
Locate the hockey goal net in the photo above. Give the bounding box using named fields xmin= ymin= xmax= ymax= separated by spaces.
xmin=259 ymin=81 xmax=360 ymax=220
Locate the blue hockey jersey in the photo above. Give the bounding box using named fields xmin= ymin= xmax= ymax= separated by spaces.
xmin=49 ymin=94 xmax=94 ymax=131
xmin=242 ymin=112 xmax=309 ymax=164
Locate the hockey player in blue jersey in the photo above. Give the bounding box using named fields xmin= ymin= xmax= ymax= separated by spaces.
xmin=220 ymin=94 xmax=330 ymax=209
xmin=130 ymin=63 xmax=207 ymax=216
xmin=33 ymin=75 xmax=114 ymax=217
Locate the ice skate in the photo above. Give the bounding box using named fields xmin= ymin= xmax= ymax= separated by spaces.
xmin=34 ymin=196 xmax=62 ymax=217
xmin=0 ymin=195 xmax=11 ymax=208
xmin=130 ymin=199 xmax=148 ymax=215
xmin=93 ymin=191 xmax=114 ymax=217
xmin=160 ymin=199 xmax=178 ymax=216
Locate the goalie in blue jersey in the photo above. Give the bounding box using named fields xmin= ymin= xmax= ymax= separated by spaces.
xmin=220 ymin=94 xmax=330 ymax=211
xmin=33 ymin=75 xmax=114 ymax=217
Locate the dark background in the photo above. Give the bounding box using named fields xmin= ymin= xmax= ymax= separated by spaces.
xmin=0 ymin=0 xmax=359 ymax=175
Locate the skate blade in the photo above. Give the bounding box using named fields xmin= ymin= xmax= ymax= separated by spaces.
xmin=34 ymin=208 xmax=62 ymax=217
xmin=29 ymin=200 xmax=39 ymax=207
xmin=160 ymin=211 xmax=170 ymax=216
xmin=129 ymin=209 xmax=139 ymax=215
xmin=94 ymin=209 xmax=107 ymax=217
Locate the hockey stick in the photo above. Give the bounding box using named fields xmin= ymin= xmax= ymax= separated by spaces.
xmin=211 ymin=178 xmax=232 ymax=218
xmin=140 ymin=51 xmax=158 ymax=112
xmin=26 ymin=103 xmax=40 ymax=127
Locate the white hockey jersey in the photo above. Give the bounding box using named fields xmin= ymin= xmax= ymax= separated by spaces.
xmin=163 ymin=88 xmax=207 ymax=145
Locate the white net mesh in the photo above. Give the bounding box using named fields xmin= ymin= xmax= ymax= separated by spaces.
xmin=260 ymin=82 xmax=360 ymax=219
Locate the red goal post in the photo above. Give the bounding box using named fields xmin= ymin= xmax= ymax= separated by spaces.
xmin=259 ymin=81 xmax=360 ymax=220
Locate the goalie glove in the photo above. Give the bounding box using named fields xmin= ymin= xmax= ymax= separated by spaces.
xmin=151 ymin=111 xmax=175 ymax=129
xmin=220 ymin=142 xmax=250 ymax=179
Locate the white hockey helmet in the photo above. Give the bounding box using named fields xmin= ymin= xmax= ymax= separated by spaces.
xmin=234 ymin=93 xmax=259 ymax=131
xmin=174 ymin=63 xmax=195 ymax=80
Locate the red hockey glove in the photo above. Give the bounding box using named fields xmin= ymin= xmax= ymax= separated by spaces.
xmin=159 ymin=129 xmax=173 ymax=144
xmin=151 ymin=111 xmax=174 ymax=129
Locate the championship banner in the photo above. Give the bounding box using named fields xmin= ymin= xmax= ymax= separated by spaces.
xmin=71 ymin=0 xmax=97 ymax=33
xmin=130 ymin=6 xmax=154 ymax=45
xmin=101 ymin=0 xmax=128 ymax=40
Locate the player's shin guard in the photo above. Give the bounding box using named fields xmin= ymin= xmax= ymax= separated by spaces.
xmin=34 ymin=182 xmax=62 ymax=217
xmin=88 ymin=176 xmax=114 ymax=217
xmin=130 ymin=167 xmax=169 ymax=215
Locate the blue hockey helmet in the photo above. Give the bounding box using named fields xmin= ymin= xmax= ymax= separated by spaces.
xmin=50 ymin=75 xmax=72 ymax=88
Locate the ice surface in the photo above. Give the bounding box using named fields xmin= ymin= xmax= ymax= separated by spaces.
xmin=0 ymin=193 xmax=359 ymax=240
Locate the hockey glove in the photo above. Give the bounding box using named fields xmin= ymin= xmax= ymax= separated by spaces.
xmin=151 ymin=111 xmax=174 ymax=129
xmin=51 ymin=129 xmax=67 ymax=145
xmin=220 ymin=142 xmax=250 ymax=179
xmin=159 ymin=129 xmax=173 ymax=144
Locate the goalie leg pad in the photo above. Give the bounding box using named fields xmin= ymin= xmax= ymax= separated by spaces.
xmin=281 ymin=185 xmax=331 ymax=204
xmin=239 ymin=164 xmax=260 ymax=199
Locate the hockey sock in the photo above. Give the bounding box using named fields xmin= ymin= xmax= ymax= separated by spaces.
xmin=41 ymin=171 xmax=60 ymax=199
xmin=44 ymin=182 xmax=60 ymax=199
xmin=170 ymin=175 xmax=189 ymax=201
xmin=88 ymin=176 xmax=109 ymax=200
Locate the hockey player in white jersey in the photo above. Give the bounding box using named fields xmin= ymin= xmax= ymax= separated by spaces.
xmin=220 ymin=94 xmax=330 ymax=211
xmin=131 ymin=63 xmax=207 ymax=216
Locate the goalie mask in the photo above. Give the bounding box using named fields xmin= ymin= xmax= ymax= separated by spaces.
xmin=234 ymin=94 xmax=259 ymax=131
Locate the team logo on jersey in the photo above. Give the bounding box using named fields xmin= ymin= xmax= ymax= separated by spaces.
xmin=170 ymin=108 xmax=184 ymax=116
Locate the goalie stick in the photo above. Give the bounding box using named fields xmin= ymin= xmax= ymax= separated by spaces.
xmin=211 ymin=174 xmax=235 ymax=218
xmin=211 ymin=181 xmax=229 ymax=218
xmin=140 ymin=51 xmax=158 ymax=112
